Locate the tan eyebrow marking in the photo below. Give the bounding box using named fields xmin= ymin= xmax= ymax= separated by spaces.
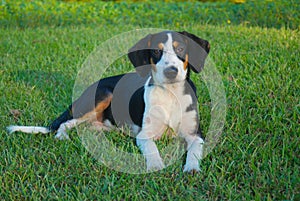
xmin=173 ymin=41 xmax=179 ymax=48
xmin=158 ymin=43 xmax=164 ymax=50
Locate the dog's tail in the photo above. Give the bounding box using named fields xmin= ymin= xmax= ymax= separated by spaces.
xmin=7 ymin=105 xmax=73 ymax=135
xmin=7 ymin=125 xmax=51 ymax=134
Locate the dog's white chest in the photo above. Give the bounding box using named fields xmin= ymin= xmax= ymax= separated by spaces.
xmin=144 ymin=82 xmax=196 ymax=134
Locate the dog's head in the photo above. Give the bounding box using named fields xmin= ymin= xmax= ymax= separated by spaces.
xmin=128 ymin=31 xmax=210 ymax=84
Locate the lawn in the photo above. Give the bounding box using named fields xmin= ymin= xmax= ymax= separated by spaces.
xmin=1 ymin=0 xmax=299 ymax=200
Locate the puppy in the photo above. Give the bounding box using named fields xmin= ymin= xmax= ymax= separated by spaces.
xmin=8 ymin=31 xmax=210 ymax=172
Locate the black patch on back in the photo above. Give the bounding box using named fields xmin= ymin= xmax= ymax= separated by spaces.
xmin=129 ymin=86 xmax=145 ymax=127
xmin=49 ymin=74 xmax=125 ymax=131
xmin=109 ymin=73 xmax=148 ymax=127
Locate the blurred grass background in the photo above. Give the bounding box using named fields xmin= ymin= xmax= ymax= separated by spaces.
xmin=1 ymin=0 xmax=299 ymax=29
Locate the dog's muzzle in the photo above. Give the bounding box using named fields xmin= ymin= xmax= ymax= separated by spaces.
xmin=164 ymin=66 xmax=178 ymax=79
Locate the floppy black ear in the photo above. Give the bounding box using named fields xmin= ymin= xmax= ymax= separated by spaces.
xmin=128 ymin=34 xmax=152 ymax=77
xmin=178 ymin=31 xmax=210 ymax=73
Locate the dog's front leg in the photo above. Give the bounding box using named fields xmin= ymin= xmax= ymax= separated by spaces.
xmin=137 ymin=135 xmax=165 ymax=171
xmin=136 ymin=107 xmax=167 ymax=171
xmin=183 ymin=135 xmax=204 ymax=173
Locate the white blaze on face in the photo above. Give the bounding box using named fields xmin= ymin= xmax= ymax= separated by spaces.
xmin=153 ymin=33 xmax=188 ymax=84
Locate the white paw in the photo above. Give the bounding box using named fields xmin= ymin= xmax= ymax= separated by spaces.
xmin=183 ymin=161 xmax=201 ymax=173
xmin=55 ymin=131 xmax=70 ymax=140
xmin=146 ymin=156 xmax=165 ymax=171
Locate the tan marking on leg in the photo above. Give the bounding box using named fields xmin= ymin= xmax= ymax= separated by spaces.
xmin=81 ymin=93 xmax=113 ymax=122
xmin=95 ymin=94 xmax=113 ymax=121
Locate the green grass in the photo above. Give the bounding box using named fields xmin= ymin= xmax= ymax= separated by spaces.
xmin=1 ymin=0 xmax=300 ymax=200
xmin=1 ymin=0 xmax=299 ymax=29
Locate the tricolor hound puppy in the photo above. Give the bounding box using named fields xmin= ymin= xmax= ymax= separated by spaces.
xmin=8 ymin=31 xmax=210 ymax=172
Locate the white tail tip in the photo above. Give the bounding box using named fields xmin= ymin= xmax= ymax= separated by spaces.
xmin=7 ymin=125 xmax=50 ymax=134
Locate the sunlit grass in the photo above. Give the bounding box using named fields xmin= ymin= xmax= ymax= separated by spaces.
xmin=1 ymin=0 xmax=299 ymax=29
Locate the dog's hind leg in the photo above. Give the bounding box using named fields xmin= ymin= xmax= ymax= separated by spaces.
xmin=54 ymin=118 xmax=84 ymax=140
xmin=49 ymin=105 xmax=73 ymax=132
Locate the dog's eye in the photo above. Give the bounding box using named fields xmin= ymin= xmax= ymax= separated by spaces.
xmin=152 ymin=49 xmax=162 ymax=57
xmin=176 ymin=47 xmax=184 ymax=53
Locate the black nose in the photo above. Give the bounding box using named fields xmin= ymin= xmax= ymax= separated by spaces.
xmin=164 ymin=66 xmax=178 ymax=79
